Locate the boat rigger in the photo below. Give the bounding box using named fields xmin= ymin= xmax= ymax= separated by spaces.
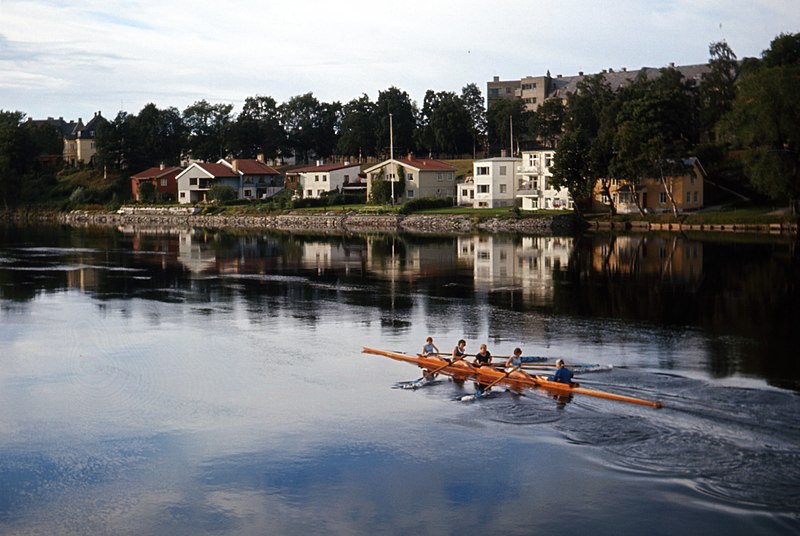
xmin=362 ymin=347 xmax=662 ymax=408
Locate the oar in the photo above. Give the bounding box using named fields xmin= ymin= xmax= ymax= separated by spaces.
xmin=532 ymin=375 xmax=662 ymax=408
xmin=479 ymin=366 xmax=521 ymax=391
xmin=411 ymin=355 xmax=468 ymax=386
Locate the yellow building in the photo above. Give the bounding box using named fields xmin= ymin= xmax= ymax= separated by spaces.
xmin=592 ymin=157 xmax=705 ymax=214
xmin=63 ymin=111 xmax=106 ymax=166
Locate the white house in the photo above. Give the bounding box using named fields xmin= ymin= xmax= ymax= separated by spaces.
xmin=365 ymin=157 xmax=456 ymax=203
xmin=176 ymin=162 xmax=239 ymax=204
xmin=470 ymin=157 xmax=521 ymax=208
xmin=293 ymin=162 xmax=362 ymax=199
xmin=517 ymin=149 xmax=573 ymax=210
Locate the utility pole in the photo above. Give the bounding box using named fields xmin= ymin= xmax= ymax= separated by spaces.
xmin=389 ymin=113 xmax=394 ymax=205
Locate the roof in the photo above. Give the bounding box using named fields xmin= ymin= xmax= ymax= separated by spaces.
xmin=292 ymin=162 xmax=361 ymax=173
xmin=130 ymin=166 xmax=183 ymax=180
xmin=179 ymin=162 xmax=238 ymax=178
xmin=76 ymin=112 xmax=106 ymax=139
xmin=25 ymin=117 xmax=79 ymax=137
xmin=220 ymin=159 xmax=281 ymax=175
xmin=474 ymin=157 xmax=522 ymax=163
xmin=364 ymin=158 xmax=456 ymax=173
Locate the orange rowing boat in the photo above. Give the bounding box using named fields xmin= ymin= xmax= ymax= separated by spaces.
xmin=362 ymin=346 xmax=662 ymax=408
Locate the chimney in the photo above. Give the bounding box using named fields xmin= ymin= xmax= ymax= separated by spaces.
xmin=609 ymin=67 xmax=614 ymax=73
xmin=316 ymin=160 xmax=323 ymax=166
xmin=256 ymin=153 xmax=265 ymax=163
xmin=622 ymin=67 xmax=627 ymax=72
xmin=669 ymin=62 xmax=675 ymax=67
xmin=500 ymin=149 xmax=507 ymax=158
xmin=160 ymin=162 xmax=165 ymax=170
xmin=493 ymin=76 xmax=500 ymax=82
xmin=557 ymin=74 xmax=562 ymax=78
xmin=578 ymin=71 xmax=584 ymax=76
xmin=407 ymin=152 xmax=414 ymax=160
xmin=232 ymin=160 xmax=239 ymax=173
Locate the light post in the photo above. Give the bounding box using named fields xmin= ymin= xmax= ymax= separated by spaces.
xmin=389 ymin=112 xmax=394 ymax=206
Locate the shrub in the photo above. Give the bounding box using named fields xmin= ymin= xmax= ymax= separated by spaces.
xmin=398 ymin=197 xmax=453 ymax=215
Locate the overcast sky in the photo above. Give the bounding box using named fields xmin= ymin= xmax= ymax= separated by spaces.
xmin=1 ymin=0 xmax=798 ymax=121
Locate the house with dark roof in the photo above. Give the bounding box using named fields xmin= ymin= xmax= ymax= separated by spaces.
xmin=63 ymin=111 xmax=106 ymax=166
xmin=290 ymin=162 xmax=362 ymax=199
xmin=130 ymin=165 xmax=183 ymax=202
xmin=176 ymin=162 xmax=239 ymax=204
xmin=217 ymin=155 xmax=283 ymax=200
xmin=364 ymin=157 xmax=456 ymax=203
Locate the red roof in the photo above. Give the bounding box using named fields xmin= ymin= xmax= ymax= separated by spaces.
xmin=231 ymin=159 xmax=281 ymax=175
xmin=130 ymin=166 xmax=182 ymax=180
xmin=195 ymin=162 xmax=238 ymax=177
xmin=398 ymin=158 xmax=456 ymax=171
xmin=292 ymin=162 xmax=361 ymax=173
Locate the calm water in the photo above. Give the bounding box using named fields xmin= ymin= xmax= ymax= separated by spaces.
xmin=0 ymin=224 xmax=798 ymax=535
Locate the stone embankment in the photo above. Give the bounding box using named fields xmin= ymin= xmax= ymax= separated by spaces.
xmin=43 ymin=209 xmax=579 ymax=235
xmin=589 ymin=219 xmax=799 ymax=235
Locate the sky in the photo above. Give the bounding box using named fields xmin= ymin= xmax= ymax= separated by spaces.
xmin=1 ymin=0 xmax=798 ymax=121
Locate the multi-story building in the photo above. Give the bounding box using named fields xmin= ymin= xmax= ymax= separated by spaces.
xmin=217 ymin=156 xmax=283 ymax=200
xmin=176 ymin=162 xmax=239 ymax=204
xmin=516 ymin=149 xmax=573 ymax=211
xmin=468 ymin=157 xmax=520 ymax=208
xmin=63 ymin=111 xmax=106 ymax=166
xmin=130 ymin=164 xmax=183 ymax=202
xmin=488 ymin=64 xmax=710 ymax=112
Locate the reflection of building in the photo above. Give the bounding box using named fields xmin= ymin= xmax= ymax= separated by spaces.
xmin=302 ymin=241 xmax=367 ymax=275
xmin=366 ymin=237 xmax=458 ymax=282
xmin=591 ymin=235 xmax=703 ymax=282
xmin=458 ymin=235 xmax=573 ymax=303
xmin=177 ymin=230 xmax=217 ymax=273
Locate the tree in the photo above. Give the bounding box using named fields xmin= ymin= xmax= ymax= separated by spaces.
xmin=699 ymin=41 xmax=739 ymax=141
xmin=229 ymin=95 xmax=286 ymax=160
xmin=280 ymin=93 xmax=340 ymax=163
xmin=552 ymin=74 xmax=616 ymax=214
xmin=724 ymin=33 xmax=800 ymax=214
xmin=416 ymin=90 xmax=472 ymax=157
xmin=486 ymin=98 xmax=528 ymax=155
xmin=611 ymin=69 xmax=698 ymax=216
xmin=208 ymin=184 xmax=237 ymax=203
xmin=375 ymin=87 xmax=417 ymax=157
xmin=0 ymin=111 xmax=28 ymax=208
xmin=528 ymin=98 xmax=565 ymax=148
xmin=95 ymin=111 xmax=134 ymax=171
xmin=183 ymin=100 xmax=233 ymax=161
xmin=461 ymin=83 xmax=487 ymax=158
xmin=337 ymin=94 xmax=378 ymax=159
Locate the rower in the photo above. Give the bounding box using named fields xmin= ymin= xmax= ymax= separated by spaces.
xmin=472 ymin=344 xmax=492 ymax=367
xmin=505 ymin=347 xmax=523 ymax=369
xmin=451 ymin=339 xmax=467 ymax=362
xmin=548 ymin=359 xmax=574 ymax=385
xmin=421 ymin=336 xmax=440 ymax=357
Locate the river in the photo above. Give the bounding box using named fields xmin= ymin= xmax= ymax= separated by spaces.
xmin=0 ymin=224 xmax=798 ymax=535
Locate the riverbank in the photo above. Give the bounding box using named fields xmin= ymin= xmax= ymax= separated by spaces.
xmin=1 ymin=207 xmax=796 ymax=236
xmin=0 ymin=208 xmax=580 ymax=235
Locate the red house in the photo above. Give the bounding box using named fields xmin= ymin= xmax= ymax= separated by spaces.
xmin=130 ymin=165 xmax=183 ymax=202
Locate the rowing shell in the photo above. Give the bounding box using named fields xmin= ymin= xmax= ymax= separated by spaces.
xmin=362 ymin=347 xmax=662 ymax=408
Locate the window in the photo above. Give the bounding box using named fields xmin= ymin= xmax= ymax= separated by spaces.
xmin=499 ymin=166 xmax=507 ymax=175
xmin=505 ymin=87 xmax=512 ymax=94
xmin=686 ymin=192 xmax=692 ymax=204
xmin=189 ymin=178 xmax=197 ymax=186
xmin=180 ymin=192 xmax=186 ymax=198
xmin=489 ymin=88 xmax=500 ymax=97
xmin=315 ymin=175 xmax=319 ymax=182
xmin=478 ymin=201 xmax=488 ymax=207
xmin=344 ymin=175 xmax=350 ymax=181
xmin=499 ymin=184 xmax=507 ymax=194
xmin=244 ymin=190 xmax=252 ymax=197
xmin=407 ymin=190 xmax=414 ymax=198
xmin=476 ymin=166 xmax=490 ymax=175
xmin=322 ymin=175 xmax=327 ymax=182
xmin=694 ymin=191 xmax=699 ymax=203
xmin=437 ymin=173 xmax=443 ymax=181
xmin=407 ymin=173 xmax=414 ymax=181
xmin=477 ymin=185 xmax=489 ymax=194
xmin=306 ymin=189 xmax=312 ymax=197
xmin=660 ymin=192 xmax=667 ymax=204
xmin=545 ymin=155 xmax=553 ymax=168
xmin=160 ymin=178 xmax=167 ymax=186
xmin=690 ymin=174 xmax=696 ymax=185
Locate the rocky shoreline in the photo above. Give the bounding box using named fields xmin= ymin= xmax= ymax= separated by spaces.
xmin=1 ymin=208 xmax=796 ymax=236
xmin=46 ymin=210 xmax=579 ymax=235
